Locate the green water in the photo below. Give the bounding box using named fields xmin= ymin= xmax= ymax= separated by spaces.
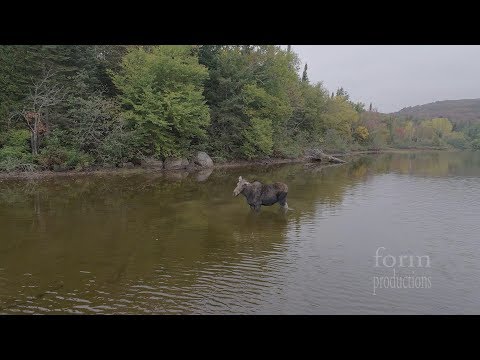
xmin=1 ymin=151 xmax=480 ymax=314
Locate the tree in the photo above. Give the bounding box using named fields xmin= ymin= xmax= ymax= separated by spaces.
xmin=302 ymin=63 xmax=309 ymax=83
xmin=353 ymin=102 xmax=366 ymax=113
xmin=430 ymin=117 xmax=453 ymax=138
xmin=67 ymin=93 xmax=124 ymax=159
xmin=354 ymin=126 xmax=369 ymax=141
xmin=200 ymin=46 xmax=255 ymax=159
xmin=419 ymin=117 xmax=453 ymax=140
xmin=335 ymin=87 xmax=350 ymax=101
xmin=323 ymin=96 xmax=359 ymax=142
xmin=241 ymin=84 xmax=291 ymax=158
xmin=11 ymin=69 xmax=65 ymax=156
xmin=112 ymin=46 xmax=210 ymax=158
xmin=403 ymin=121 xmax=415 ymax=142
xmin=5 ymin=44 xmax=460 ymax=170
xmin=200 ymin=45 xmax=297 ymax=159
xmin=300 ymin=82 xmax=329 ymax=142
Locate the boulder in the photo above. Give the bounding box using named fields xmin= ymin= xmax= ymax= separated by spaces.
xmin=164 ymin=157 xmax=189 ymax=170
xmin=141 ymin=157 xmax=164 ymax=169
xmin=186 ymin=162 xmax=199 ymax=171
xmin=193 ymin=151 xmax=213 ymax=168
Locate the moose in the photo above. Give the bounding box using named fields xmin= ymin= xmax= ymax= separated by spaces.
xmin=233 ymin=176 xmax=291 ymax=212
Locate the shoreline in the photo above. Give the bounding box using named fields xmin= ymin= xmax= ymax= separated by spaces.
xmin=0 ymin=148 xmax=458 ymax=180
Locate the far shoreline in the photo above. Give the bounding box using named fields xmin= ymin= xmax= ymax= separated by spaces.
xmin=0 ymin=148 xmax=461 ymax=181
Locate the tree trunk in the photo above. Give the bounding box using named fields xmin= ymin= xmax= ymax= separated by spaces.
xmin=306 ymin=149 xmax=347 ymax=164
xmin=31 ymin=116 xmax=39 ymax=156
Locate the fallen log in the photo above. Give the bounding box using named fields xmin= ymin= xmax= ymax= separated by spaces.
xmin=305 ymin=149 xmax=347 ymax=164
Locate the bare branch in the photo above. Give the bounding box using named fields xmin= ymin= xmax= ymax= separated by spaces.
xmin=26 ymin=67 xmax=65 ymax=115
xmin=11 ymin=68 xmax=67 ymax=155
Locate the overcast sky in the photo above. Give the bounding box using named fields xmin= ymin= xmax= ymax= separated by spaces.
xmin=289 ymin=45 xmax=480 ymax=113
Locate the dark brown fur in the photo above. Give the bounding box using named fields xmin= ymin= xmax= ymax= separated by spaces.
xmin=233 ymin=176 xmax=289 ymax=211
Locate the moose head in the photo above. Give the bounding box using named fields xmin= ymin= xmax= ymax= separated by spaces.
xmin=233 ymin=176 xmax=249 ymax=197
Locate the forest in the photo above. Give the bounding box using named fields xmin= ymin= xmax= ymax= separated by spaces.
xmin=0 ymin=45 xmax=478 ymax=172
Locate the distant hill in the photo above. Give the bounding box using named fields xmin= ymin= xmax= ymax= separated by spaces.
xmin=391 ymin=99 xmax=480 ymax=125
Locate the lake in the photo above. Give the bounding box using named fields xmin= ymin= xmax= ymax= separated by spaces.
xmin=1 ymin=151 xmax=480 ymax=314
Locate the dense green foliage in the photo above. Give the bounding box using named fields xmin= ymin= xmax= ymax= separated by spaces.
xmin=112 ymin=46 xmax=210 ymax=159
xmin=0 ymin=45 xmax=478 ymax=172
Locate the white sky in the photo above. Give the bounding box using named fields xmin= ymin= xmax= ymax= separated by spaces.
xmin=289 ymin=45 xmax=480 ymax=113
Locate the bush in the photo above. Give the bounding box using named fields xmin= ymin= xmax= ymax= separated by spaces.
xmin=241 ymin=117 xmax=274 ymax=160
xmin=273 ymin=131 xmax=311 ymax=158
xmin=322 ymin=129 xmax=350 ymax=153
xmin=0 ymin=129 xmax=36 ymax=172
xmin=65 ymin=150 xmax=95 ymax=170
xmin=5 ymin=129 xmax=31 ymax=149
xmin=471 ymin=139 xmax=480 ymax=150
xmin=364 ymin=130 xmax=388 ymax=150
xmin=349 ymin=142 xmax=367 ymax=151
xmin=37 ymin=146 xmax=94 ymax=171
xmin=445 ymin=132 xmax=468 ymax=149
xmin=33 ymin=128 xmax=92 ymax=171
xmin=354 ymin=126 xmax=369 ymax=142
xmin=0 ymin=146 xmax=36 ymax=172
xmin=98 ymin=126 xmax=140 ymax=166
xmin=432 ymin=135 xmax=441 ymax=147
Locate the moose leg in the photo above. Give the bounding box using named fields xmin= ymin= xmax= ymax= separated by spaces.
xmin=278 ymin=192 xmax=288 ymax=210
xmin=254 ymin=203 xmax=261 ymax=212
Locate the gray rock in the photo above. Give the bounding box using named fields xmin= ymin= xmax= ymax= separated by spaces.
xmin=164 ymin=157 xmax=189 ymax=170
xmin=141 ymin=157 xmax=164 ymax=169
xmin=186 ymin=162 xmax=199 ymax=171
xmin=193 ymin=151 xmax=213 ymax=168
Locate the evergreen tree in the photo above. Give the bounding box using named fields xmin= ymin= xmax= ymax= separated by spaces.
xmin=302 ymin=63 xmax=309 ymax=83
xmin=336 ymin=87 xmax=349 ymax=100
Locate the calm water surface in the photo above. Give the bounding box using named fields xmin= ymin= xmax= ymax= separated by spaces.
xmin=1 ymin=151 xmax=480 ymax=314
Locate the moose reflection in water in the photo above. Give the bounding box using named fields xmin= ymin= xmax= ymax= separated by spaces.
xmin=233 ymin=176 xmax=290 ymax=212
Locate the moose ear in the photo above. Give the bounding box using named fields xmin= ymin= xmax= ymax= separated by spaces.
xmin=238 ymin=176 xmax=242 ymax=181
